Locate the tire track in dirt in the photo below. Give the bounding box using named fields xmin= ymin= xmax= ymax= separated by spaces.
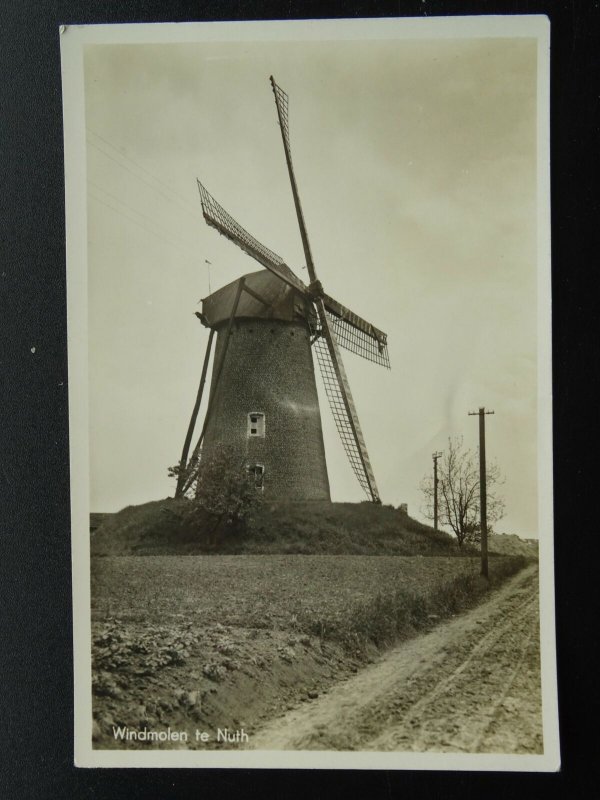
xmin=250 ymin=565 xmax=542 ymax=753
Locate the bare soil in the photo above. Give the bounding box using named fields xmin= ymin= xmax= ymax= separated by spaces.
xmin=250 ymin=565 xmax=542 ymax=753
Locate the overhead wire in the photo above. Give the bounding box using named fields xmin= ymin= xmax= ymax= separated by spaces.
xmin=89 ymin=192 xmax=200 ymax=264
xmin=88 ymin=179 xmax=201 ymax=259
xmin=87 ymin=136 xmax=199 ymax=225
xmin=86 ymin=128 xmax=200 ymax=219
xmin=86 ymin=128 xmax=220 ymax=272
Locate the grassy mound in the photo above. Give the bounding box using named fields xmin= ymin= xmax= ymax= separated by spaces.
xmin=246 ymin=501 xmax=464 ymax=556
xmin=91 ymin=499 xmax=190 ymax=556
xmin=91 ymin=498 xmax=468 ymax=557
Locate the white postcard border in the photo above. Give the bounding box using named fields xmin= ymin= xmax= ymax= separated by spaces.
xmin=61 ymin=15 xmax=558 ymax=771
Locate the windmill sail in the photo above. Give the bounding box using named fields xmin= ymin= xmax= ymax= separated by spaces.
xmin=271 ymin=75 xmax=382 ymax=502
xmin=197 ymin=180 xmax=307 ymax=295
xmin=313 ymin=305 xmax=380 ymax=503
xmin=270 ymin=76 xmax=318 ymax=284
xmin=323 ymin=295 xmax=390 ymax=368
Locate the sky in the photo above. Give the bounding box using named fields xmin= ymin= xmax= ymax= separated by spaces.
xmin=83 ymin=30 xmax=543 ymax=538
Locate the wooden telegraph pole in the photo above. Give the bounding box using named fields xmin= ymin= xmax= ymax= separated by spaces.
xmin=468 ymin=407 xmax=495 ymax=578
xmin=432 ymin=451 xmax=443 ymax=532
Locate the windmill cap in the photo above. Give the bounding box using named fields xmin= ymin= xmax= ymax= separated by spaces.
xmin=201 ymin=269 xmax=314 ymax=328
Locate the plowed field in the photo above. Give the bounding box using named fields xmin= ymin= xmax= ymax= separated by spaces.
xmin=90 ymin=554 xmax=528 ymax=750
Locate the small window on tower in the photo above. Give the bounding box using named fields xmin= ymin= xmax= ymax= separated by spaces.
xmin=247 ymin=463 xmax=265 ymax=490
xmin=247 ymin=412 xmax=265 ymax=437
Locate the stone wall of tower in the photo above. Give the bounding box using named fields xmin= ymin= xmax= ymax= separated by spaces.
xmin=201 ymin=317 xmax=331 ymax=501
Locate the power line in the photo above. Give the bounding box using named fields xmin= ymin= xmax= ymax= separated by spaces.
xmin=89 ymin=179 xmax=200 ymax=259
xmin=87 ymin=129 xmax=217 ymax=287
xmin=86 ymin=127 xmax=200 ymax=219
xmin=90 ymin=191 xmax=193 ymax=260
xmin=86 ymin=136 xmax=199 ymax=224
xmin=89 ymin=192 xmax=200 ymax=263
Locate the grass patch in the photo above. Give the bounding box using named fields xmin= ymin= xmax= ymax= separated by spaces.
xmin=314 ymin=555 xmax=527 ymax=652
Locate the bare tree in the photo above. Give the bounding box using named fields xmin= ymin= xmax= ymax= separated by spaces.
xmin=419 ymin=436 xmax=505 ymax=548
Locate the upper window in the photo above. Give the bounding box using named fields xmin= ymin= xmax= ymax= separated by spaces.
xmin=247 ymin=412 xmax=265 ymax=437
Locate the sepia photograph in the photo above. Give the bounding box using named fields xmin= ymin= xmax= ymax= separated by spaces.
xmin=61 ymin=16 xmax=558 ymax=770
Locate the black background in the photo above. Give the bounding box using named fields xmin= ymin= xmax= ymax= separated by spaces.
xmin=1 ymin=1 xmax=598 ymax=797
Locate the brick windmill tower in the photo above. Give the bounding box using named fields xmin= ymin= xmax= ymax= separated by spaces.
xmin=175 ymin=77 xmax=390 ymax=503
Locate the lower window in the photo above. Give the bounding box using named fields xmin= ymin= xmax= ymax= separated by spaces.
xmin=247 ymin=463 xmax=265 ymax=490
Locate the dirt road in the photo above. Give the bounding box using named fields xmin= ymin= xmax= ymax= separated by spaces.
xmin=250 ymin=565 xmax=542 ymax=753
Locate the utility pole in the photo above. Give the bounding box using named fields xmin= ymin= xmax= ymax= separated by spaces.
xmin=432 ymin=451 xmax=443 ymax=532
xmin=468 ymin=407 xmax=495 ymax=578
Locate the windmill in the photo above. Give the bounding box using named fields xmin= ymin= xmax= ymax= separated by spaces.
xmin=175 ymin=76 xmax=390 ymax=503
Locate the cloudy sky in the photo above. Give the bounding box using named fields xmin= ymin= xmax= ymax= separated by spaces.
xmin=83 ymin=25 xmax=545 ymax=538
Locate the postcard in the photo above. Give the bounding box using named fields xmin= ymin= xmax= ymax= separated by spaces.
xmin=61 ymin=15 xmax=559 ymax=770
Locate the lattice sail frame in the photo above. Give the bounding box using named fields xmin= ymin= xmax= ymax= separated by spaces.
xmin=327 ymin=311 xmax=390 ymax=369
xmin=271 ymin=79 xmax=291 ymax=154
xmin=312 ymin=314 xmax=380 ymax=502
xmin=197 ymin=180 xmax=306 ymax=294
